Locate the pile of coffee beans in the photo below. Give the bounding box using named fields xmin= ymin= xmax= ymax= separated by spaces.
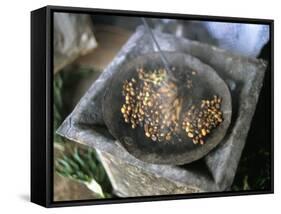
xmin=121 ymin=68 xmax=224 ymax=145
xmin=182 ymin=96 xmax=223 ymax=144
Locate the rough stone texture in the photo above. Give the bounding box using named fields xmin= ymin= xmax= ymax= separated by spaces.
xmin=54 ymin=13 xmax=97 ymax=73
xmin=57 ymin=26 xmax=267 ymax=196
xmin=97 ymin=151 xmax=202 ymax=197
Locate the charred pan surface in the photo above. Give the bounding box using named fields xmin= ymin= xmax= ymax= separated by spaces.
xmin=103 ymin=52 xmax=231 ymax=165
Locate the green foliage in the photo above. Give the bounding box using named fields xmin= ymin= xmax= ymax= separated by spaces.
xmin=55 ymin=147 xmax=112 ymax=198
xmin=53 ymin=65 xmax=95 ymax=144
xmin=54 ymin=66 xmax=113 ymax=198
xmin=53 ymin=72 xmax=64 ymax=143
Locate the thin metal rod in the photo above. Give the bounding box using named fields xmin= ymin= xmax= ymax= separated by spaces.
xmin=141 ymin=18 xmax=182 ymax=143
xmin=141 ymin=18 xmax=176 ymax=81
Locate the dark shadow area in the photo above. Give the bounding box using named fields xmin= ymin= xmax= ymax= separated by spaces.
xmin=232 ymin=41 xmax=271 ymax=191
xmin=19 ymin=194 xmax=30 ymax=202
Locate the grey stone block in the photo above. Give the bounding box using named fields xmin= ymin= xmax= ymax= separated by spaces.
xmin=57 ymin=26 xmax=267 ymax=196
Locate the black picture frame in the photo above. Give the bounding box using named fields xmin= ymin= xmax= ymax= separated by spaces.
xmin=31 ymin=5 xmax=274 ymax=208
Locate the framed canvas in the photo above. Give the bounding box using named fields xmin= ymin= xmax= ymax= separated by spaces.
xmin=31 ymin=5 xmax=274 ymax=207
